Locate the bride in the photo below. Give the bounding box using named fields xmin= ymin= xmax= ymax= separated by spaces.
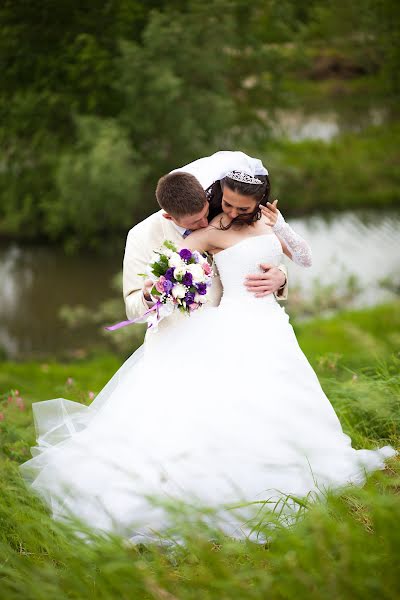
xmin=20 ymin=161 xmax=395 ymax=543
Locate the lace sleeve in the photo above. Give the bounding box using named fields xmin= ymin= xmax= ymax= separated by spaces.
xmin=273 ymin=212 xmax=312 ymax=267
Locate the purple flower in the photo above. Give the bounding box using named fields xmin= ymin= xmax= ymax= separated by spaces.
xmin=165 ymin=267 xmax=175 ymax=281
xmin=196 ymin=283 xmax=207 ymax=295
xmin=179 ymin=248 xmax=192 ymax=261
xmin=163 ymin=279 xmax=173 ymax=294
xmin=192 ymin=251 xmax=201 ymax=263
xmin=184 ymin=291 xmax=195 ymax=304
xmin=182 ymin=272 xmax=193 ymax=286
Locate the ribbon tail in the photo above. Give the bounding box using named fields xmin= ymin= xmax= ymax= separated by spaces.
xmin=104 ymin=304 xmax=159 ymax=331
xmin=105 ymin=319 xmax=138 ymax=331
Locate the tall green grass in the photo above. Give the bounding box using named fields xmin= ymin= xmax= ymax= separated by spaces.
xmin=0 ymin=303 xmax=399 ymax=599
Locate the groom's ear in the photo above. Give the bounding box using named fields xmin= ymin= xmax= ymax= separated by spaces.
xmin=162 ymin=213 xmax=173 ymax=221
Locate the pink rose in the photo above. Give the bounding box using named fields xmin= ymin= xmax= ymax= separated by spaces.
xmin=189 ymin=302 xmax=199 ymax=311
xmin=88 ymin=391 xmax=95 ymax=400
xmin=155 ymin=276 xmax=166 ymax=294
xmin=202 ymin=263 xmax=212 ymax=275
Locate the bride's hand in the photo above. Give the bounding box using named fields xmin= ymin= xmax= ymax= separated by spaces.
xmin=261 ymin=199 xmax=280 ymax=226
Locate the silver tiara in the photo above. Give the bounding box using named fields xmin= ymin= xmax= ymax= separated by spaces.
xmin=225 ymin=170 xmax=263 ymax=185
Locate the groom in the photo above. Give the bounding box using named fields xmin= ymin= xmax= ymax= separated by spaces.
xmin=123 ymin=154 xmax=288 ymax=324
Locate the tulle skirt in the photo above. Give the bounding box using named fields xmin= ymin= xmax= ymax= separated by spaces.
xmin=20 ymin=297 xmax=395 ymax=542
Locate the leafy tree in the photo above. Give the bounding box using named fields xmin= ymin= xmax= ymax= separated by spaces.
xmin=1 ymin=0 xmax=398 ymax=249
xmin=50 ymin=116 xmax=147 ymax=252
xmin=115 ymin=0 xmax=237 ymax=188
xmin=302 ymin=0 xmax=400 ymax=97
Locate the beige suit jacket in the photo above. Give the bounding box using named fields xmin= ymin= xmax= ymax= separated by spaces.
xmin=123 ymin=210 xmax=288 ymax=322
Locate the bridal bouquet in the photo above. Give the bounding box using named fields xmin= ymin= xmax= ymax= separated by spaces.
xmin=106 ymin=241 xmax=213 ymax=332
xmin=143 ymin=240 xmax=214 ymax=328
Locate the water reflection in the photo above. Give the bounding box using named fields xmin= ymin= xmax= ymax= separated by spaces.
xmin=0 ymin=210 xmax=399 ymax=359
xmin=0 ymin=244 xmax=120 ymax=359
xmin=287 ymin=211 xmax=400 ymax=304
xmin=272 ymin=107 xmax=387 ymax=141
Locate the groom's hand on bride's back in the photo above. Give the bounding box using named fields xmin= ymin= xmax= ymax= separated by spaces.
xmin=244 ymin=265 xmax=286 ymax=298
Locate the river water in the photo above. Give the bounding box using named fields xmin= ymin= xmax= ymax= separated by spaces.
xmin=0 ymin=210 xmax=399 ymax=359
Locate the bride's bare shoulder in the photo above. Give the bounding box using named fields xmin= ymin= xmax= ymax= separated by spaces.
xmin=184 ymin=222 xmax=222 ymax=252
xmin=208 ymin=213 xmax=224 ymax=228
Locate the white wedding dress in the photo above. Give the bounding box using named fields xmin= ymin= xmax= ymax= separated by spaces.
xmin=20 ymin=234 xmax=395 ymax=542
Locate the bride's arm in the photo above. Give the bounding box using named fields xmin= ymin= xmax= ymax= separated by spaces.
xmin=261 ymin=202 xmax=312 ymax=267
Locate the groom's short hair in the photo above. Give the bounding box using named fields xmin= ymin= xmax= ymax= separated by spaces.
xmin=156 ymin=172 xmax=207 ymax=217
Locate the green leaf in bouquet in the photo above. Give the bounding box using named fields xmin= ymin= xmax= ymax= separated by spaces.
xmin=150 ymin=262 xmax=161 ymax=275
xmin=163 ymin=240 xmax=178 ymax=252
xmin=151 ymin=259 xmax=169 ymax=277
xmin=158 ymin=256 xmax=170 ymax=270
xmin=150 ymin=267 xmax=160 ymax=278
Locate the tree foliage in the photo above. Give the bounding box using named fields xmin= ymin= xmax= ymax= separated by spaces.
xmin=0 ymin=0 xmax=398 ymax=250
xmin=51 ymin=117 xmax=148 ymax=252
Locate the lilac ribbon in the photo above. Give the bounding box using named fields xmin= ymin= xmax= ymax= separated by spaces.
xmin=105 ymin=302 xmax=161 ymax=331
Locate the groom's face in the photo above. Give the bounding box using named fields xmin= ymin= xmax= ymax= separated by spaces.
xmin=170 ymin=201 xmax=210 ymax=231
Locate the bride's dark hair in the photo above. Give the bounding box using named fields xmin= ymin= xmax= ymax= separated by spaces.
xmin=206 ymin=173 xmax=271 ymax=229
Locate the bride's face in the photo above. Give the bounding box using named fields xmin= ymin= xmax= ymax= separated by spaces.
xmin=221 ymin=186 xmax=258 ymax=221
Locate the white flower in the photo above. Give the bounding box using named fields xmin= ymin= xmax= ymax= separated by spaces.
xmin=172 ymin=283 xmax=186 ymax=299
xmin=194 ymin=292 xmax=208 ymax=304
xmin=150 ymin=251 xmax=161 ymax=264
xmin=173 ymin=265 xmax=187 ymax=280
xmin=187 ymin=263 xmax=206 ymax=283
xmin=168 ymin=253 xmax=185 ymax=269
xmin=145 ymin=265 xmax=157 ymax=281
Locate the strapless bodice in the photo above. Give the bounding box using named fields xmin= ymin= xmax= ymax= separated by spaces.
xmin=214 ymin=234 xmax=284 ymax=305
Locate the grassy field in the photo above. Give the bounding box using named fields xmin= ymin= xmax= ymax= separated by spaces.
xmin=0 ymin=302 xmax=399 ymax=599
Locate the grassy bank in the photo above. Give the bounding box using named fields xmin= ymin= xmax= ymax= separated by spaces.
xmin=263 ymin=122 xmax=400 ymax=215
xmin=0 ymin=303 xmax=399 ymax=598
